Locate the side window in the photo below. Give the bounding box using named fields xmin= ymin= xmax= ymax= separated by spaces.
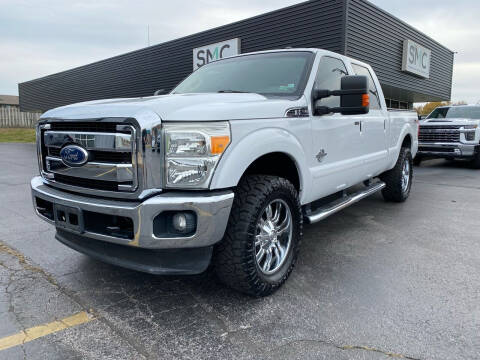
xmin=314 ymin=56 xmax=349 ymax=108
xmin=351 ymin=64 xmax=381 ymax=110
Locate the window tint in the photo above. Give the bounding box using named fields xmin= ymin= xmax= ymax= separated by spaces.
xmin=314 ymin=56 xmax=349 ymax=108
xmin=351 ymin=64 xmax=381 ymax=110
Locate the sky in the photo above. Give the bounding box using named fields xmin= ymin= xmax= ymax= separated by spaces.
xmin=0 ymin=0 xmax=479 ymax=104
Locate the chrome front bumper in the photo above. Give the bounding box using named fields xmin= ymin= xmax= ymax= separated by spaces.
xmin=31 ymin=176 xmax=234 ymax=250
xmin=417 ymin=143 xmax=479 ymax=158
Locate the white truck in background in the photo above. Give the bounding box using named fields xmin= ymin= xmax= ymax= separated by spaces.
xmin=416 ymin=104 xmax=480 ymax=167
xmin=31 ymin=49 xmax=418 ymax=296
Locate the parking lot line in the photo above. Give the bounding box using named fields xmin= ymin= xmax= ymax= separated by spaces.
xmin=0 ymin=311 xmax=94 ymax=351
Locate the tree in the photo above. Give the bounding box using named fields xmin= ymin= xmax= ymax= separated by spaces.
xmin=415 ymin=102 xmax=450 ymax=116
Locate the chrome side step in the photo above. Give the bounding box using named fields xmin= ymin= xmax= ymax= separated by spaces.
xmin=305 ymin=181 xmax=386 ymax=224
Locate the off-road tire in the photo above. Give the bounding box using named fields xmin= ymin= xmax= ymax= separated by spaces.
xmin=413 ymin=155 xmax=422 ymax=166
xmin=213 ymin=175 xmax=302 ymax=297
xmin=380 ymin=147 xmax=413 ymax=202
xmin=471 ymin=152 xmax=480 ymax=169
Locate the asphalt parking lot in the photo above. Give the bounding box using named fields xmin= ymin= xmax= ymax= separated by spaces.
xmin=0 ymin=142 xmax=479 ymax=360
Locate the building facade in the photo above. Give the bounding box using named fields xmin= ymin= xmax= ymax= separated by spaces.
xmin=19 ymin=0 xmax=454 ymax=112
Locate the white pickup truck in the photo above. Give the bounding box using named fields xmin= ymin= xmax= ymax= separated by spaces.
xmin=416 ymin=105 xmax=480 ymax=167
xmin=31 ymin=49 xmax=418 ymax=296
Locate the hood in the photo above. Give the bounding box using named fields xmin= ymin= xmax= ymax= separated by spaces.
xmin=41 ymin=93 xmax=306 ymax=122
xmin=422 ymin=117 xmax=479 ymax=126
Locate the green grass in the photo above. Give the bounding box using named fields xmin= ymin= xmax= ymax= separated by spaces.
xmin=0 ymin=128 xmax=36 ymax=143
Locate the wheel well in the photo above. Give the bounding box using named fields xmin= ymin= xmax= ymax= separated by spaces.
xmin=402 ymin=134 xmax=412 ymax=149
xmin=243 ymin=152 xmax=300 ymax=191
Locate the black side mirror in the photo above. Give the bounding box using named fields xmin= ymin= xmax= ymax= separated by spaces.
xmin=313 ymin=75 xmax=370 ymax=116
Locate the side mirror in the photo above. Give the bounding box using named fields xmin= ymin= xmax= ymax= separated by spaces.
xmin=313 ymin=75 xmax=370 ymax=116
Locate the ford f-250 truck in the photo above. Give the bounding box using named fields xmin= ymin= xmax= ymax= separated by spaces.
xmin=416 ymin=104 xmax=480 ymax=167
xmin=31 ymin=49 xmax=418 ymax=296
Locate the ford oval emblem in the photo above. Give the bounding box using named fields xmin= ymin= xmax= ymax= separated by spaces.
xmin=60 ymin=145 xmax=89 ymax=167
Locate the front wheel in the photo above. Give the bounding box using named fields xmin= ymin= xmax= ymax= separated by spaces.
xmin=380 ymin=147 xmax=413 ymax=202
xmin=471 ymin=152 xmax=480 ymax=169
xmin=213 ymin=175 xmax=302 ymax=297
xmin=413 ymin=155 xmax=422 ymax=166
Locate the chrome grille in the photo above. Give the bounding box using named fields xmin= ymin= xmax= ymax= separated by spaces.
xmin=419 ymin=125 xmax=461 ymax=143
xmin=38 ymin=122 xmax=137 ymax=194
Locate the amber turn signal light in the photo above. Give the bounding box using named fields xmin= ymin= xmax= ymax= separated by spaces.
xmin=211 ymin=136 xmax=230 ymax=154
xmin=362 ymin=94 xmax=370 ymax=107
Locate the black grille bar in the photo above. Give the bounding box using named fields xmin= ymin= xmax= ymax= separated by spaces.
xmin=53 ymin=174 xmax=132 ymax=192
xmin=47 ymin=148 xmax=131 ymax=163
xmin=419 ymin=146 xmax=455 ymax=153
xmin=50 ymin=122 xmax=131 ymax=133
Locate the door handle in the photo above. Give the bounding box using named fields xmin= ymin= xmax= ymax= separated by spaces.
xmin=354 ymin=121 xmax=362 ymax=132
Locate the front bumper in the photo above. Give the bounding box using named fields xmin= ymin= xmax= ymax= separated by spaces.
xmin=55 ymin=229 xmax=214 ymax=275
xmin=31 ymin=176 xmax=234 ymax=250
xmin=417 ymin=143 xmax=479 ymax=158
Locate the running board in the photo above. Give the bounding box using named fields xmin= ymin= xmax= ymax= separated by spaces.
xmin=305 ymin=181 xmax=386 ymax=224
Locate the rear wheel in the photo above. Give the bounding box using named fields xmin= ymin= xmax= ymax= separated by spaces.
xmin=213 ymin=175 xmax=302 ymax=297
xmin=380 ymin=147 xmax=413 ymax=202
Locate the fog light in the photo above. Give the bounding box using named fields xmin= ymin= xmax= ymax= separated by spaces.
xmin=153 ymin=211 xmax=197 ymax=237
xmin=172 ymin=212 xmax=196 ymax=234
xmin=173 ymin=213 xmax=187 ymax=232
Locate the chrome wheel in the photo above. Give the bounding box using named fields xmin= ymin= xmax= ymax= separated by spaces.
xmin=255 ymin=199 xmax=293 ymax=275
xmin=401 ymin=159 xmax=410 ymax=192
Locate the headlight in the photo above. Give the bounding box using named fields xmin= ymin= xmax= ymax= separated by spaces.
xmin=164 ymin=122 xmax=231 ymax=188
xmin=462 ymin=125 xmax=478 ymax=141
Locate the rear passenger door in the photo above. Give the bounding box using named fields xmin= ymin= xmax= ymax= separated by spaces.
xmin=350 ymin=63 xmax=388 ymax=176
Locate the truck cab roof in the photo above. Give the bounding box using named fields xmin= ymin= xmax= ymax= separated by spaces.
xmin=207 ymin=47 xmax=374 ymax=74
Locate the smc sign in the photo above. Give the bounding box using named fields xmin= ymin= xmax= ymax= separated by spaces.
xmin=193 ymin=38 xmax=241 ymax=70
xmin=402 ymin=39 xmax=431 ymax=79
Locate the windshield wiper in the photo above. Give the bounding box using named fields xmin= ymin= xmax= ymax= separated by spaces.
xmin=217 ymin=90 xmax=251 ymax=93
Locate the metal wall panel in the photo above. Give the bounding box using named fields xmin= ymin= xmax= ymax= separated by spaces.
xmin=19 ymin=0 xmax=454 ymax=111
xmin=19 ymin=0 xmax=345 ymax=112
xmin=345 ymin=0 xmax=454 ymax=102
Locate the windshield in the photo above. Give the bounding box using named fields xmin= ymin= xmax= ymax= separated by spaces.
xmin=427 ymin=106 xmax=480 ymax=120
xmin=172 ymin=51 xmax=314 ymax=97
